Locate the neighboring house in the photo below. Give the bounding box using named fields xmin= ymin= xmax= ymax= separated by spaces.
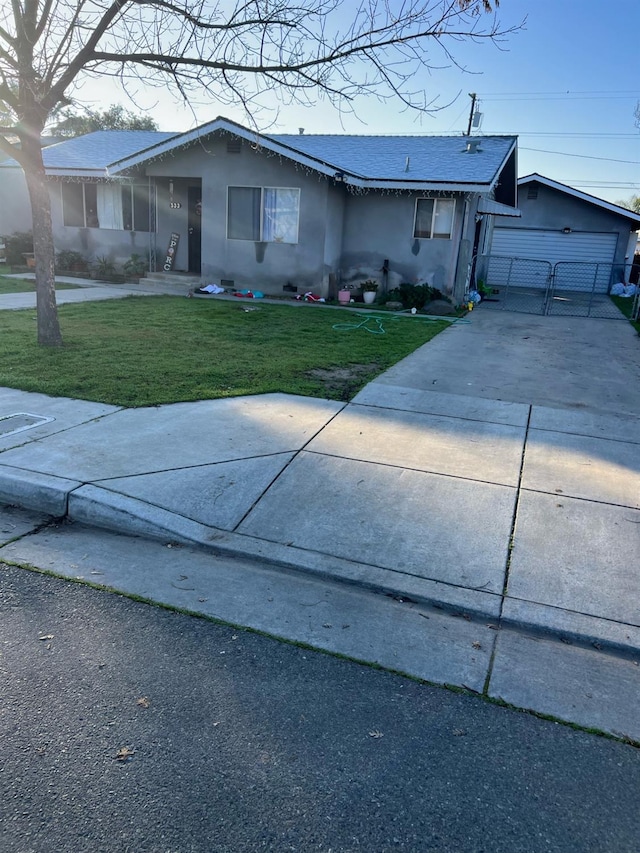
xmin=483 ymin=173 xmax=640 ymax=292
xmin=0 ymin=117 xmax=520 ymax=301
xmin=0 ymin=135 xmax=76 ymax=235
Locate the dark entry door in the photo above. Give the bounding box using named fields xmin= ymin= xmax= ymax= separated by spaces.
xmin=188 ymin=185 xmax=202 ymax=274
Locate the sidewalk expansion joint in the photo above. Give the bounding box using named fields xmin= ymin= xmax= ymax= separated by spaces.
xmin=482 ymin=404 xmax=532 ymax=695
xmin=350 ymin=401 xmax=527 ymax=431
xmin=232 ymin=405 xmax=348 ymax=532
xmin=303 ymin=449 xmax=520 ymax=490
xmin=520 ymin=486 xmax=640 ymax=511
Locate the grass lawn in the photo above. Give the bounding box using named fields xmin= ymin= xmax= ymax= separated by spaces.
xmin=610 ymin=295 xmax=640 ymax=334
xmin=0 ymin=275 xmax=81 ymax=294
xmin=0 ymin=295 xmax=450 ymax=406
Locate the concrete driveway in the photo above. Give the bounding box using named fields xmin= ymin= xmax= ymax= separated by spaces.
xmin=374 ymin=307 xmax=640 ymax=416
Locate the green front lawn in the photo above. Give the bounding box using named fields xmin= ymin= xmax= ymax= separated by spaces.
xmin=0 ymin=275 xmax=81 ymax=294
xmin=0 ymin=295 xmax=450 ymax=406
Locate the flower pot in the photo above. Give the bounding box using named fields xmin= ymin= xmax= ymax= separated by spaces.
xmin=363 ymin=291 xmax=377 ymax=304
xmin=338 ymin=289 xmax=351 ymax=305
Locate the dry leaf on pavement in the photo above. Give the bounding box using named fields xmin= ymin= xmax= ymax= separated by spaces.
xmin=114 ymin=746 xmax=136 ymax=762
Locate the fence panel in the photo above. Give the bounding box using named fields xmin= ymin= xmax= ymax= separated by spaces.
xmin=476 ymin=256 xmax=631 ymax=320
xmin=479 ymin=255 xmax=552 ymax=315
xmin=548 ymin=262 xmax=623 ymax=319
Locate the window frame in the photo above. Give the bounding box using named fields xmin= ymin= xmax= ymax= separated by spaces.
xmin=121 ymin=182 xmax=155 ymax=232
xmin=61 ymin=181 xmax=92 ymax=228
xmin=61 ymin=180 xmax=155 ymax=232
xmin=226 ymin=185 xmax=300 ymax=244
xmin=413 ymin=197 xmax=456 ymax=240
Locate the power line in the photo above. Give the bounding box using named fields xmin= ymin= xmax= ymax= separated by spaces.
xmin=483 ymin=95 xmax=639 ymax=102
xmin=557 ymin=182 xmax=640 ymax=189
xmin=481 ymin=90 xmax=640 ymax=96
xmin=488 ymin=132 xmax=639 ymax=139
xmin=519 ymin=147 xmax=640 ymax=165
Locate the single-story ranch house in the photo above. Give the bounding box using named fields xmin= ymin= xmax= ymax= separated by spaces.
xmin=0 ymin=117 xmax=521 ymax=301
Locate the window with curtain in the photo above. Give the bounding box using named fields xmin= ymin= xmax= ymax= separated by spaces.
xmin=62 ymin=182 xmax=98 ymax=228
xmin=413 ymin=198 xmax=456 ymax=239
xmin=97 ymin=184 xmax=123 ymax=230
xmin=227 ymin=187 xmax=300 ymax=243
xmin=62 ymin=181 xmax=155 ymax=230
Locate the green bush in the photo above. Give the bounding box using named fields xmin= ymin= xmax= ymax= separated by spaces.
xmin=2 ymin=231 xmax=34 ymax=266
xmin=123 ymin=253 xmax=148 ymax=278
xmin=55 ymin=249 xmax=88 ymax=271
xmin=385 ymin=282 xmax=433 ymax=310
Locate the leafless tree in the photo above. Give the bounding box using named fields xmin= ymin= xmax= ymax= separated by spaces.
xmin=615 ymin=194 xmax=640 ymax=215
xmin=0 ymin=0 xmax=516 ymax=346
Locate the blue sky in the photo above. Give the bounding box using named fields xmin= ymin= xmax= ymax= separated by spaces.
xmin=85 ymin=0 xmax=639 ymax=205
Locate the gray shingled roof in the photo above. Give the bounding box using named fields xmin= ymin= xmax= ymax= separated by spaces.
xmin=270 ymin=133 xmax=516 ymax=185
xmin=1 ymin=119 xmax=516 ymax=190
xmin=107 ymin=118 xmax=516 ymax=189
xmin=0 ymin=130 xmax=176 ymax=174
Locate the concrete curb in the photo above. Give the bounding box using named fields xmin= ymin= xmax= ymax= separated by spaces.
xmin=42 ymin=482 xmax=640 ymax=658
xmin=0 ymin=465 xmax=80 ymax=516
xmin=67 ymin=483 xmax=503 ymax=619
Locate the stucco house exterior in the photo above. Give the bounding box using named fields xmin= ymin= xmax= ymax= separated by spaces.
xmin=486 ymin=173 xmax=640 ymax=287
xmin=1 ymin=117 xmax=520 ymax=302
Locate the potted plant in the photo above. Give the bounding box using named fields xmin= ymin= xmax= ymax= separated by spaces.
xmin=338 ymin=284 xmax=353 ymax=305
xmin=361 ymin=279 xmax=379 ymax=304
xmin=92 ymin=255 xmax=124 ymax=283
xmin=123 ymin=253 xmax=148 ymax=281
xmin=55 ymin=249 xmax=88 ymax=274
xmin=476 ymin=279 xmax=492 ymax=301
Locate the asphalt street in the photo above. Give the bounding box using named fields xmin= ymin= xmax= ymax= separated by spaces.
xmin=2 ymin=560 xmax=639 ymax=853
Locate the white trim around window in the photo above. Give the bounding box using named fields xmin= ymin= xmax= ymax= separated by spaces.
xmin=413 ymin=197 xmax=456 ymax=240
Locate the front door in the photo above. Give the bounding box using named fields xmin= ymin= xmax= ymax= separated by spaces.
xmin=188 ymin=185 xmax=202 ymax=274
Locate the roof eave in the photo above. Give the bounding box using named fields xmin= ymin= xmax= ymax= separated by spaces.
xmin=345 ymin=179 xmax=491 ymax=192
xmin=46 ymin=168 xmax=108 ymax=178
xmin=519 ymin=173 xmax=640 ymax=225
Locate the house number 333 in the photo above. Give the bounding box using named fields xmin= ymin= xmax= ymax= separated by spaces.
xmin=169 ymin=202 xmax=182 ymax=209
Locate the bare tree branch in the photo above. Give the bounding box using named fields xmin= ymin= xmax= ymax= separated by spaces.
xmin=0 ymin=0 xmax=520 ymax=346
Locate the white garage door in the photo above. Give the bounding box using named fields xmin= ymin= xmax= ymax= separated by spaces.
xmin=491 ymin=229 xmax=619 ymax=292
xmin=491 ymin=228 xmax=618 ymax=265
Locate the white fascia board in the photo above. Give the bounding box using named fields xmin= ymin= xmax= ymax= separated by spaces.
xmin=519 ymin=173 xmax=640 ymax=225
xmin=46 ymin=168 xmax=108 ymax=178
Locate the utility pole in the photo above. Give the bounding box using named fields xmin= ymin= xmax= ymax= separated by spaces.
xmin=466 ymin=93 xmax=477 ymax=136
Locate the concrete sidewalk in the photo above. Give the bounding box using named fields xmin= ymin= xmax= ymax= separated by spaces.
xmin=1 ymin=307 xmax=639 ymax=740
xmin=0 ymin=273 xmax=189 ymax=310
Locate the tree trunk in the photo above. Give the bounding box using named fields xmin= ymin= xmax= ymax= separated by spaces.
xmin=21 ymin=135 xmax=63 ymax=347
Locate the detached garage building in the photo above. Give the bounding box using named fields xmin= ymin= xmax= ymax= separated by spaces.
xmin=487 ymin=174 xmax=640 ymax=292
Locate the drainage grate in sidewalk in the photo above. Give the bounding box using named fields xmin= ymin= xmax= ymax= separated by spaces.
xmin=0 ymin=413 xmax=55 ymax=437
